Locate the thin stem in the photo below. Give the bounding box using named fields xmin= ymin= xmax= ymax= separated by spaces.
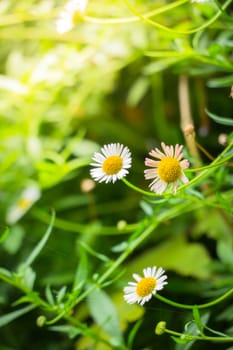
xmin=122 ymin=0 xmax=233 ymax=34
xmin=185 ymin=157 xmax=232 ymax=173
xmin=64 ymin=315 xmax=113 ymax=347
xmin=123 ymin=144 xmax=232 ymax=195
xmin=122 ymin=178 xmax=159 ymax=197
xmin=122 ymin=0 xmax=179 ymax=33
xmin=85 ymin=0 xmax=188 ymax=24
xmin=165 ymin=328 xmax=233 ymax=342
xmin=177 ymin=140 xmax=233 ymax=192
xmin=155 ymin=287 xmax=233 ymax=310
xmin=32 ymin=208 xmax=138 ymax=235
xmin=178 ymin=75 xmax=201 ymax=167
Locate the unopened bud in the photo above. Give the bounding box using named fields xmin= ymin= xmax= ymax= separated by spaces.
xmin=155 ymin=321 xmax=166 ymax=335
xmin=183 ymin=124 xmax=195 ymax=137
xmin=117 ymin=220 xmax=127 ymax=230
xmin=36 ymin=315 xmax=46 ymax=327
xmin=218 ymin=133 xmax=228 ymax=146
xmin=80 ymin=178 xmax=95 ymax=193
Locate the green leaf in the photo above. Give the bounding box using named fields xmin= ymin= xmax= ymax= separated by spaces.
xmin=22 ymin=266 xmax=36 ymax=290
xmin=0 ymin=267 xmax=12 ymax=279
xmin=184 ymin=320 xmax=199 ymax=336
xmin=143 ymin=56 xmax=187 ymax=74
xmin=171 ymin=336 xmax=190 ymax=344
xmin=126 ymin=234 xmax=211 ymax=279
xmin=207 ymin=74 xmax=233 ymax=88
xmin=87 ymin=287 xmax=123 ymax=346
xmin=49 ymin=325 xmax=81 ymax=339
xmin=22 ymin=210 xmax=55 ymax=269
xmin=140 ymin=200 xmax=154 ymax=216
xmin=12 ymin=292 xmax=40 ymax=306
xmin=217 ymin=304 xmax=233 ymax=322
xmin=215 ymin=192 xmax=232 ymax=212
xmin=45 ymin=285 xmax=55 ymax=306
xmin=204 ymin=325 xmax=228 ymax=337
xmin=0 ymin=227 xmax=10 ymax=244
xmin=127 ymin=319 xmax=142 ymax=350
xmin=205 ymin=109 xmax=233 ymax=126
xmin=3 ymin=225 xmax=24 ymax=254
xmin=56 ymin=286 xmax=67 ymax=304
xmin=192 ymin=306 xmax=203 ymax=333
xmin=217 ymin=240 xmax=233 ymax=266
xmin=73 ymin=245 xmax=88 ymax=290
xmin=79 ymin=241 xmax=110 ymax=263
xmin=127 ymin=77 xmax=149 ymax=106
xmin=0 ymin=304 xmax=36 ymax=328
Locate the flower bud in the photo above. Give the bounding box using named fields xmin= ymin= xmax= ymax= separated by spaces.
xmin=155 ymin=321 xmax=166 ymax=335
xmin=36 ymin=315 xmax=46 ymax=327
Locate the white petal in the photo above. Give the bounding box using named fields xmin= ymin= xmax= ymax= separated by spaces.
xmin=133 ymin=273 xmax=141 ymax=282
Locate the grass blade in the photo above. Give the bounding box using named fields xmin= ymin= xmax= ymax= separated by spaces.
xmin=23 ymin=210 xmax=55 ymax=268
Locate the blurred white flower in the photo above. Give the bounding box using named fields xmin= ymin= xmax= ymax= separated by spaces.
xmin=6 ymin=184 xmax=41 ymax=224
xmin=56 ymin=0 xmax=88 ymax=34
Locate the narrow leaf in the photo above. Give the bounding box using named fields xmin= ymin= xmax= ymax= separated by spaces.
xmin=49 ymin=325 xmax=81 ymax=339
xmin=0 ymin=227 xmax=10 ymax=244
xmin=56 ymin=286 xmax=67 ymax=303
xmin=192 ymin=306 xmax=203 ymax=333
xmin=45 ymin=285 xmax=55 ymax=306
xmin=0 ymin=267 xmax=12 ymax=278
xmin=0 ymin=304 xmax=36 ymax=327
xmin=205 ymin=109 xmax=233 ymax=126
xmin=23 ymin=210 xmax=55 ymax=268
xmin=127 ymin=319 xmax=142 ymax=349
xmin=207 ymin=75 xmax=233 ymax=88
xmin=73 ymin=245 xmax=88 ymax=289
xmin=171 ymin=336 xmax=190 ymax=344
xmin=204 ymin=325 xmax=228 ymax=337
xmin=127 ymin=77 xmax=148 ymax=106
xmin=79 ymin=241 xmax=110 ymax=262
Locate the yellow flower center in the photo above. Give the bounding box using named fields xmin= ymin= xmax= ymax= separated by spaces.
xmin=102 ymin=155 xmax=123 ymax=175
xmin=158 ymin=157 xmax=181 ymax=183
xmin=136 ymin=277 xmax=156 ymax=297
xmin=72 ymin=10 xmax=82 ymax=24
xmin=18 ymin=198 xmax=31 ymax=209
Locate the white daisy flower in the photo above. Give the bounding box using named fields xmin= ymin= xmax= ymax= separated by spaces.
xmin=124 ymin=266 xmax=168 ymax=306
xmin=6 ymin=184 xmax=41 ymax=224
xmin=56 ymin=0 xmax=88 ymax=34
xmin=144 ymin=142 xmax=189 ymax=194
xmin=90 ymin=143 xmax=132 ymax=184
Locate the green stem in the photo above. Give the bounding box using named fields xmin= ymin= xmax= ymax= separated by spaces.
xmin=178 ymin=140 xmax=233 ymax=192
xmin=85 ymin=0 xmax=188 ymax=24
xmin=185 ymin=155 xmax=233 ymax=173
xmin=122 ymin=178 xmax=159 ymax=197
xmin=46 ymin=217 xmax=159 ymax=325
xmin=64 ymin=315 xmax=113 ymax=347
xmin=122 ymin=0 xmax=180 ymax=33
xmin=155 ymin=287 xmax=233 ymax=310
xmin=32 ymin=208 xmax=138 ymax=235
xmin=165 ymin=328 xmax=233 ymax=342
xmin=123 ymin=141 xmax=232 ymax=197
xmin=122 ymin=0 xmax=233 ymax=34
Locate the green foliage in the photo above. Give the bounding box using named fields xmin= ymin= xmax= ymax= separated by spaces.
xmin=0 ymin=0 xmax=233 ymax=349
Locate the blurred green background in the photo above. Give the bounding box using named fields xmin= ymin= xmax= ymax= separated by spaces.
xmin=0 ymin=0 xmax=233 ymax=349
